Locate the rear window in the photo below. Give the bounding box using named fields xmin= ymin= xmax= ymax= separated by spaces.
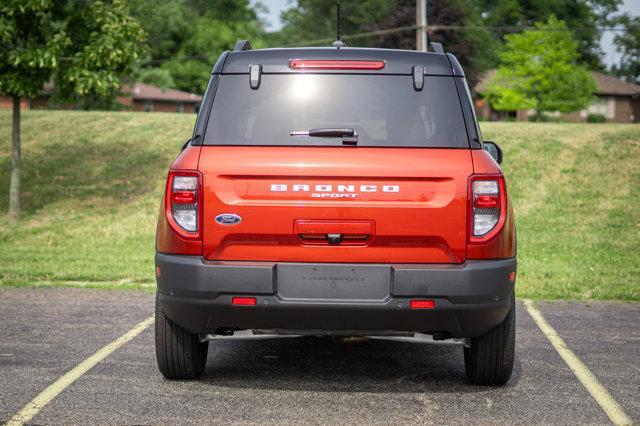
xmin=203 ymin=74 xmax=469 ymax=148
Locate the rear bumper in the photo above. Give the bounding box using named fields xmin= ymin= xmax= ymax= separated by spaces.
xmin=155 ymin=253 xmax=516 ymax=338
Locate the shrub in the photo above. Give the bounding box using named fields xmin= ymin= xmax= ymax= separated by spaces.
xmin=528 ymin=114 xmax=565 ymax=123
xmin=587 ymin=113 xmax=606 ymax=123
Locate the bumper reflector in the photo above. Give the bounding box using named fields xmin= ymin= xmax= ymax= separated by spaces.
xmin=410 ymin=299 xmax=436 ymax=309
xmin=232 ymin=296 xmax=257 ymax=306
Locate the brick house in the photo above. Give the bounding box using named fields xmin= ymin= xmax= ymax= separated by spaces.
xmin=475 ymin=71 xmax=640 ymax=123
xmin=1 ymin=82 xmax=202 ymax=113
xmin=0 ymin=97 xmax=29 ymax=110
xmin=125 ymin=83 xmax=202 ymax=113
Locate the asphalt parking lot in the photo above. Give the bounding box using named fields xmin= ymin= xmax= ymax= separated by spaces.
xmin=1 ymin=287 xmax=638 ymax=424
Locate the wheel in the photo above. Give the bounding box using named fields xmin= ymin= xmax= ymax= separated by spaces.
xmin=155 ymin=292 xmax=209 ymax=380
xmin=464 ymin=292 xmax=515 ymax=386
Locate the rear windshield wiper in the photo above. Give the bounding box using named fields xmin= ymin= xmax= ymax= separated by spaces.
xmin=290 ymin=128 xmax=358 ymax=145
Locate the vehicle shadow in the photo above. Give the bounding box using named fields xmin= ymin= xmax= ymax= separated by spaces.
xmin=202 ymin=336 xmax=522 ymax=394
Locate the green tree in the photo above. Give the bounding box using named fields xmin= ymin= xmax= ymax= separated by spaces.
xmin=483 ymin=16 xmax=596 ymax=120
xmin=612 ymin=14 xmax=640 ymax=84
xmin=0 ymin=0 xmax=146 ymax=222
xmin=273 ymin=0 xmax=391 ymax=46
xmin=360 ymin=0 xmax=497 ymax=90
xmin=271 ymin=0 xmax=496 ymax=91
xmin=128 ymin=0 xmax=267 ymax=93
xmin=471 ymin=0 xmax=622 ymax=70
xmin=136 ymin=67 xmax=176 ymax=89
xmin=126 ymin=0 xmax=190 ymax=61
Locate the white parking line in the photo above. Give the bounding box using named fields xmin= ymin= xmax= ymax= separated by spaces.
xmin=5 ymin=315 xmax=154 ymax=426
xmin=523 ymin=300 xmax=633 ymax=425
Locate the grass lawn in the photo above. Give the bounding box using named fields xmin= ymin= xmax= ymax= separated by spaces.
xmin=0 ymin=110 xmax=638 ymax=301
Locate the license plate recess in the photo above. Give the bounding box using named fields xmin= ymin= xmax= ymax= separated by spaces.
xmin=277 ymin=264 xmax=391 ymax=301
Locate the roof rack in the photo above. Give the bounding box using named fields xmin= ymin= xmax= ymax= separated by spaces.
xmin=430 ymin=42 xmax=444 ymax=54
xmin=233 ymin=40 xmax=252 ymax=51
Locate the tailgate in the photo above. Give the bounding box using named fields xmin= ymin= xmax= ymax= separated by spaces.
xmin=200 ymin=146 xmax=472 ymax=263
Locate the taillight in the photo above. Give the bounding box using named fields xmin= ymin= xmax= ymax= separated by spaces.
xmin=166 ymin=170 xmax=202 ymax=239
xmin=468 ymin=174 xmax=507 ymax=243
xmin=288 ymin=59 xmax=385 ymax=70
xmin=171 ymin=191 xmax=196 ymax=204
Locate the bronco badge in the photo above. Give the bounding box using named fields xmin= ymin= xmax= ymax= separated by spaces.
xmin=214 ymin=213 xmax=242 ymax=225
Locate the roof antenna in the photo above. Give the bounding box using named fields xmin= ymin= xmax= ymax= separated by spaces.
xmin=333 ymin=2 xmax=347 ymax=48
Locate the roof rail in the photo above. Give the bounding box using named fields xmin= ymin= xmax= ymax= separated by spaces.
xmin=233 ymin=40 xmax=252 ymax=51
xmin=430 ymin=42 xmax=444 ymax=54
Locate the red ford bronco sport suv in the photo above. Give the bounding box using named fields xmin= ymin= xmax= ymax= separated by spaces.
xmin=155 ymin=40 xmax=516 ymax=386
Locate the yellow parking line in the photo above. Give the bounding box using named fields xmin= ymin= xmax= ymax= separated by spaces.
xmin=523 ymin=300 xmax=633 ymax=425
xmin=6 ymin=315 xmax=154 ymax=426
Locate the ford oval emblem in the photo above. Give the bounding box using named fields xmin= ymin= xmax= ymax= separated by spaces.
xmin=214 ymin=213 xmax=242 ymax=226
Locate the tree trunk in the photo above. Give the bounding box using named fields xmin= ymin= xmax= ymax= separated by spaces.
xmin=9 ymin=95 xmax=21 ymax=223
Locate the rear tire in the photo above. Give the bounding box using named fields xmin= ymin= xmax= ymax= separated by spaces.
xmin=155 ymin=292 xmax=209 ymax=380
xmin=464 ymin=292 xmax=515 ymax=386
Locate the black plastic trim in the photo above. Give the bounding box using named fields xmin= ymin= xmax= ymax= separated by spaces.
xmin=217 ymin=47 xmax=456 ymax=75
xmin=233 ymin=40 xmax=252 ymax=51
xmin=430 ymin=42 xmax=444 ymax=54
xmin=155 ymin=254 xmax=516 ymax=337
xmin=412 ymin=65 xmax=424 ymax=91
xmin=454 ymin=77 xmax=482 ymax=148
xmin=249 ymin=64 xmax=261 ymax=89
xmin=445 ymin=53 xmax=465 ymax=77
xmin=211 ymin=50 xmax=230 ymax=74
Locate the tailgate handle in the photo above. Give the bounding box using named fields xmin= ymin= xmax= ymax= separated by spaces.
xmin=326 ymin=234 xmax=343 ymax=245
xmin=294 ymin=220 xmax=374 ymax=245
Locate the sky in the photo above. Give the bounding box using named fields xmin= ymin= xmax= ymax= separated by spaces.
xmin=256 ymin=0 xmax=639 ymax=69
xmin=258 ymin=0 xmax=289 ymax=32
xmin=601 ymin=0 xmax=639 ymax=68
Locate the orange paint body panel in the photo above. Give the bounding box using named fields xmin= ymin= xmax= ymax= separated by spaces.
xmin=197 ymin=146 xmax=474 ymax=263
